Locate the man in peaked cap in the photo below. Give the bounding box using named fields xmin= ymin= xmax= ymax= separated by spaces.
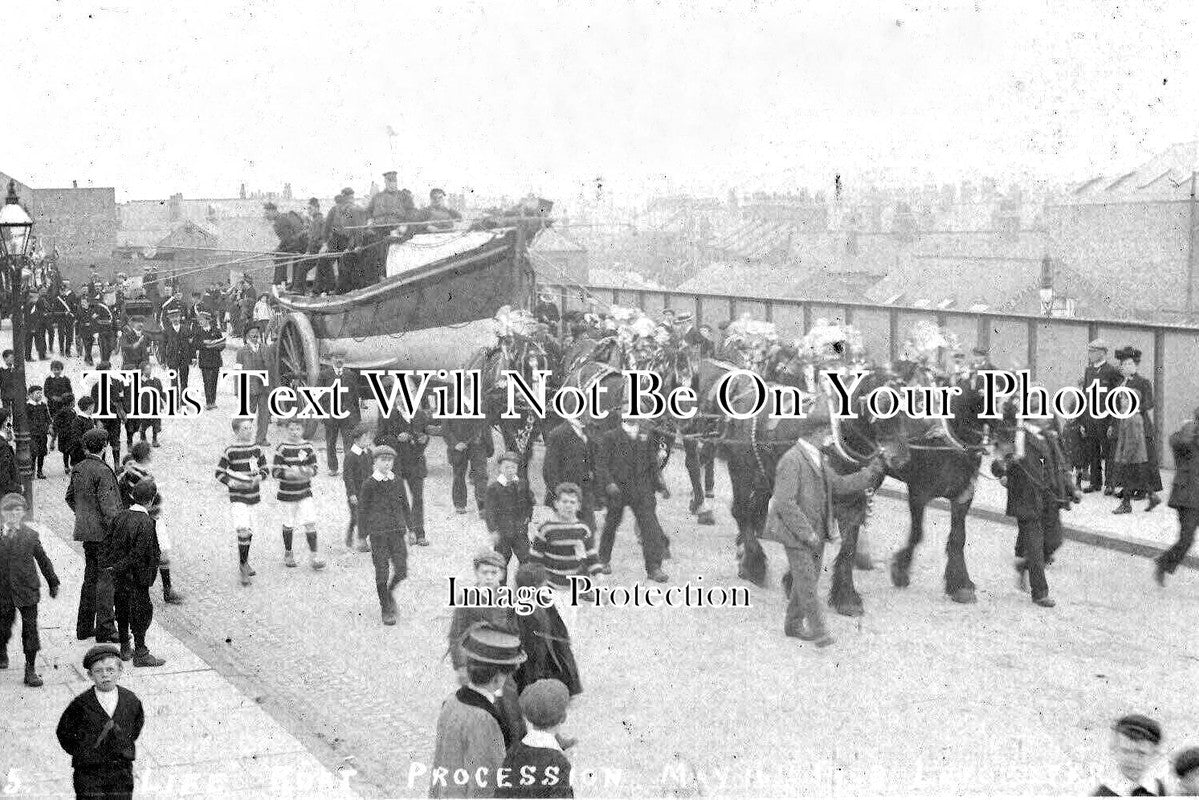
xmin=431 ymin=622 xmax=527 ymax=798
xmin=1079 ymin=338 xmax=1122 ymax=494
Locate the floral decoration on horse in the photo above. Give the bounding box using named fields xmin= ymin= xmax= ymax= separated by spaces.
xmin=898 ymin=320 xmax=961 ymax=381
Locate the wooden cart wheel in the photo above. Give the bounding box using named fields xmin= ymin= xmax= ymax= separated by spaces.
xmin=273 ymin=312 xmax=321 ymax=439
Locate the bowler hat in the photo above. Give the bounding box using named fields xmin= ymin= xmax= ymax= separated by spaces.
xmin=519 ymin=679 xmax=570 ymax=728
xmin=472 ymin=549 xmax=507 ymax=571
xmin=372 ymin=444 xmax=397 ymax=459
xmin=1114 ymin=714 xmax=1162 ymax=744
xmin=460 ymin=622 xmax=526 ymax=667
xmin=83 ymin=644 xmax=122 ymax=670
xmin=1087 ymin=338 xmax=1108 ymax=351
xmin=0 ymin=492 xmax=26 ymax=510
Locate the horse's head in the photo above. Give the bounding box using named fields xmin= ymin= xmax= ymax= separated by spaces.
xmin=828 ymin=366 xmax=912 ymax=470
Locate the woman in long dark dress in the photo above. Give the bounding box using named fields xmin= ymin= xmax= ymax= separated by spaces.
xmin=1111 ymin=346 xmax=1162 ymax=513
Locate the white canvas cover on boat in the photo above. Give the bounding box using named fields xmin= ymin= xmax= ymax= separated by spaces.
xmin=384 ymin=230 xmax=506 ymax=279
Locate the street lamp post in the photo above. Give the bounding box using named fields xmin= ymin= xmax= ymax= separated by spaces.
xmin=0 ymin=180 xmax=36 ymax=507
xmin=1039 ymin=254 xmax=1054 ymax=318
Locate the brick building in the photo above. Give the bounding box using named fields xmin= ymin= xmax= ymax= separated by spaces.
xmin=0 ymin=170 xmax=118 ymax=278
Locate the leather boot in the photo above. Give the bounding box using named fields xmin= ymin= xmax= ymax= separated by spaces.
xmin=1113 ymin=498 xmax=1132 ymax=514
xmin=133 ymin=647 xmax=166 ymax=668
xmin=24 ymin=654 xmax=42 ymax=687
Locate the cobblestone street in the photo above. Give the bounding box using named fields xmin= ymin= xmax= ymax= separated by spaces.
xmin=14 ymin=354 xmax=1197 ymax=797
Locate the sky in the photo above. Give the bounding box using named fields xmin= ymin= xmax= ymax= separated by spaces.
xmin=3 ymin=0 xmax=1197 ymax=205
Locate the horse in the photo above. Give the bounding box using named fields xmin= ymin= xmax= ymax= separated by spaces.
xmin=712 ymin=363 xmax=913 ymax=610
xmin=882 ymin=367 xmax=992 ymax=604
xmin=468 ymin=332 xmax=554 ymax=486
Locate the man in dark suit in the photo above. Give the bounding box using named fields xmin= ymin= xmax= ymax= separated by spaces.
xmin=0 ymin=409 xmax=20 ymax=496
xmin=161 ymin=307 xmax=195 ymax=396
xmin=762 ymin=405 xmax=885 ymax=645
xmin=542 ymin=418 xmax=597 ymax=534
xmin=109 ymin=480 xmax=166 ymax=667
xmin=375 ymin=401 xmax=431 ymax=545
xmin=0 ymin=492 xmax=60 ymax=687
xmin=66 ymin=429 xmax=123 ymax=642
xmin=0 ymin=349 xmax=15 ymax=412
xmin=317 ymin=350 xmax=364 ymax=475
xmin=595 ymin=415 xmax=670 ymax=582
xmin=1079 ymin=339 xmax=1121 ymax=493
xmin=56 ymin=644 xmax=146 ymax=799
xmin=24 ymin=291 xmax=47 ymax=361
xmin=444 ymin=417 xmax=494 ymax=515
xmin=1156 ymin=406 xmax=1199 ymax=586
xmin=991 ymin=408 xmax=1077 ymax=608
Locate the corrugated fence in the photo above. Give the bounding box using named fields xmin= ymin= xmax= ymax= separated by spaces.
xmin=545 ymin=283 xmax=1199 ymax=470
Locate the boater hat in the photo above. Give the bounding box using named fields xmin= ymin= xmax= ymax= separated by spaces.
xmin=1087 ymin=338 xmax=1109 ymax=351
xmin=1113 ymin=714 xmax=1162 ymax=744
xmin=460 ymin=622 xmax=526 ymax=667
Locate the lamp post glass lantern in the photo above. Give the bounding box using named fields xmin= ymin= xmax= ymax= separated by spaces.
xmin=0 ymin=179 xmax=35 ymax=506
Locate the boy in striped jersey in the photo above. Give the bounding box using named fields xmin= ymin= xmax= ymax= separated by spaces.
xmin=272 ymin=420 xmax=325 ymax=570
xmin=530 ymin=482 xmax=602 ymax=631
xmin=118 ymin=441 xmax=184 ymax=605
xmin=215 ymin=418 xmax=269 ymax=586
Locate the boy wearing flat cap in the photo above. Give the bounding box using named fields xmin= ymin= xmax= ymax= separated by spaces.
xmin=57 ymin=643 xmax=145 ymax=799
xmin=1094 ymin=713 xmax=1166 ymax=796
xmin=0 ymin=492 xmax=59 ymax=687
xmin=109 ymin=480 xmax=167 ymax=667
xmin=486 ymin=452 xmax=535 ymax=569
xmin=430 ymin=622 xmax=527 ymax=799
xmin=358 ymin=444 xmax=410 ymax=625
xmin=448 ymin=549 xmax=513 ymax=674
xmin=498 ymin=679 xmax=574 ymax=798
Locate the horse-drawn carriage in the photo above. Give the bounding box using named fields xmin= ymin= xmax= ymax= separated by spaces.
xmin=265 ymin=212 xmax=550 ymax=392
